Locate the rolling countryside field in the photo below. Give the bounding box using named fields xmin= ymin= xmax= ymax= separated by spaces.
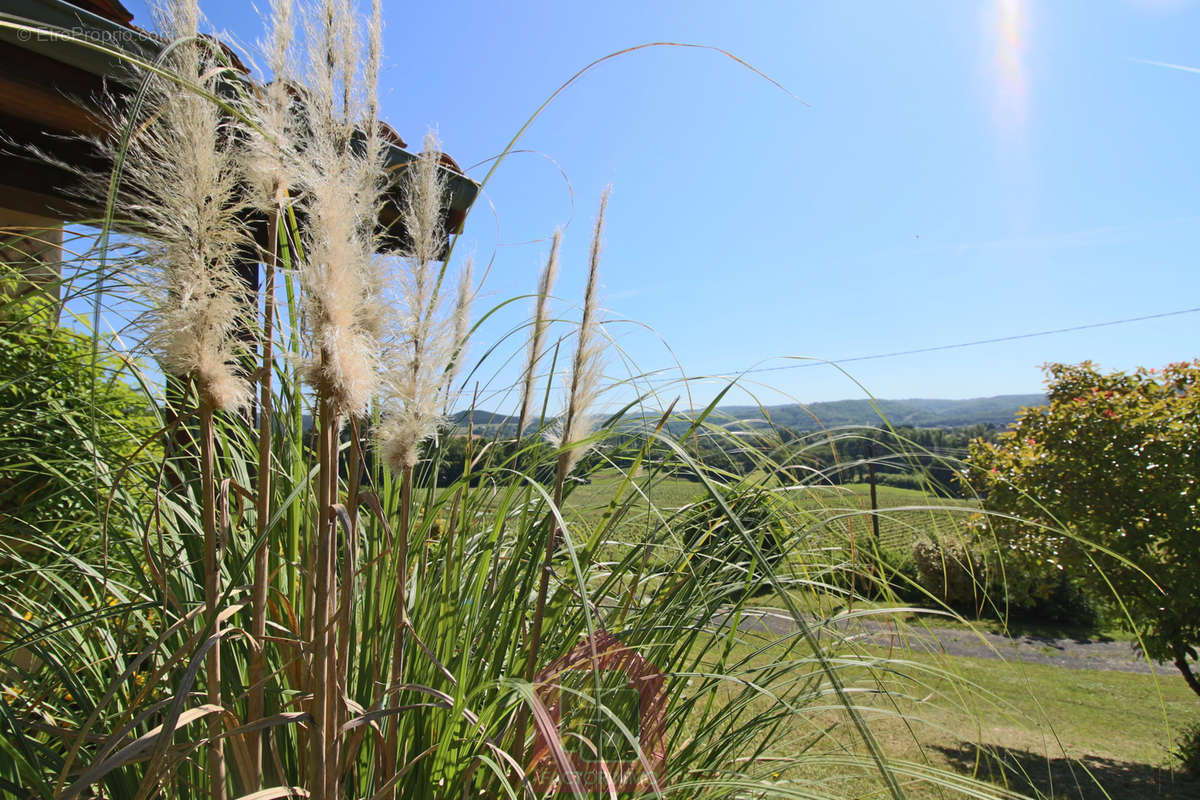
xmin=554 ymin=469 xmax=1200 ymax=799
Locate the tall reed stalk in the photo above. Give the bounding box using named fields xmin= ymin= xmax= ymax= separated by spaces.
xmin=376 ymin=131 xmax=470 ymax=794
xmin=242 ymin=0 xmax=295 ymax=767
xmin=246 ymin=205 xmax=277 ymax=781
xmin=196 ymin=401 xmax=222 ymax=800
xmin=73 ymin=0 xmax=259 ymax=794
xmin=288 ymin=0 xmax=388 ymax=791
xmin=515 ymin=190 xmax=608 ymax=767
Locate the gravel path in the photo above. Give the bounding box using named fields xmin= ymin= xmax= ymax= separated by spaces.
xmin=729 ymin=608 xmax=1184 ymax=676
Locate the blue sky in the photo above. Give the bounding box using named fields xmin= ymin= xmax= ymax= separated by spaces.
xmin=116 ymin=0 xmax=1200 ymax=411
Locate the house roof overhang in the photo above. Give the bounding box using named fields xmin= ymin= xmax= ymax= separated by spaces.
xmin=0 ymin=0 xmax=478 ymax=245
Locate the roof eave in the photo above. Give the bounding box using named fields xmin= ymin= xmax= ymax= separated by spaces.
xmin=0 ymin=0 xmax=479 ymax=226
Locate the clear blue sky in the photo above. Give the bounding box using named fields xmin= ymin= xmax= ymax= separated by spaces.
xmin=118 ymin=0 xmax=1200 ymax=411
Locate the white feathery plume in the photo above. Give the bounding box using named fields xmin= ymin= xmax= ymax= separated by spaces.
xmin=243 ymin=0 xmax=297 ymax=212
xmin=294 ymin=0 xmax=386 ymax=418
xmin=365 ymin=0 xmax=382 ymax=140
xmin=443 ymin=256 xmax=474 ymax=413
xmin=517 ymin=229 xmax=560 ymax=439
xmin=103 ymin=0 xmax=253 ymax=413
xmin=151 ymin=0 xmax=198 ymax=46
xmin=378 ymin=132 xmax=461 ymax=471
xmin=332 ymin=0 xmax=359 ymax=125
xmin=548 ymin=189 xmax=609 ymax=475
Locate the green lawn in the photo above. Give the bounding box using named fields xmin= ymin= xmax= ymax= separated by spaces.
xmin=559 ymin=470 xmax=702 ymax=560
xmin=711 ymin=630 xmax=1200 ymax=799
xmin=868 ymin=649 xmax=1200 ymax=799
xmin=563 ymin=470 xmax=702 ymax=524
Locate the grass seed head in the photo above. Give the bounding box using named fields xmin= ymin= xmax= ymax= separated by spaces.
xmin=294 ymin=0 xmax=387 ymax=418
xmin=244 ymin=0 xmax=298 ymax=212
xmin=106 ymin=0 xmax=253 ymax=412
xmin=518 ymin=229 xmax=561 ymax=438
xmin=554 ymin=189 xmax=610 ymax=474
xmin=378 ymin=133 xmax=458 ymax=471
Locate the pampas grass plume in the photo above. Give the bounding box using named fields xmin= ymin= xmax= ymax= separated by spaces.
xmin=295 ymin=0 xmax=387 ymax=418
xmin=124 ymin=0 xmax=252 ymax=412
xmin=517 ymin=229 xmax=560 ymax=439
xmin=445 ymin=256 xmax=474 ymax=409
xmin=243 ymin=0 xmax=297 ymax=212
xmin=379 ymin=133 xmax=460 ymax=471
xmin=552 ymin=189 xmax=609 ymax=474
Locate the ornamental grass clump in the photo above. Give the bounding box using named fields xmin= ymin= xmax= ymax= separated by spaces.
xmin=288 ymin=0 xmax=389 ymax=794
xmin=82 ymin=2 xmax=256 ymax=794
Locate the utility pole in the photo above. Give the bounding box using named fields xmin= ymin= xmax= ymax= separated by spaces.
xmin=866 ymin=442 xmax=880 ymax=541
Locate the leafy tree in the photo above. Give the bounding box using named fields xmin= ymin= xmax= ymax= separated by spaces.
xmin=966 ymin=361 xmax=1200 ymax=696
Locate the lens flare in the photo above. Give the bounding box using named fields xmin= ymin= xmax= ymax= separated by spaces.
xmin=993 ymin=0 xmax=1028 ymax=133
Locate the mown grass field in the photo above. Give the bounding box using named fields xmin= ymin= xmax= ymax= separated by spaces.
xmin=560 ymin=471 xmax=975 ymax=578
xmin=564 ymin=472 xmax=973 ymax=545
xmin=695 ymin=628 xmax=1200 ymax=800
xmin=789 ymin=482 xmax=977 ymax=551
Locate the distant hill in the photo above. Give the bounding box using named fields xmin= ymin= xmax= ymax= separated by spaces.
xmin=450 ymin=409 xmax=520 ymax=432
xmin=713 ymin=394 xmax=1045 ymax=431
xmin=449 ymin=394 xmax=1045 ymax=436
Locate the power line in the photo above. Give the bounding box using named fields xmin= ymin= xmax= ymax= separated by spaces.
xmin=730 ymin=306 xmax=1200 ymax=376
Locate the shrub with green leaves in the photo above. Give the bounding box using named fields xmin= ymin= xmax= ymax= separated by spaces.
xmin=968 ymin=360 xmax=1200 ymax=692
xmin=906 ymin=531 xmax=1093 ymax=624
xmin=911 ymin=537 xmax=985 ymax=612
xmin=0 ymin=320 xmax=158 ymax=548
xmin=1174 ymin=721 xmax=1200 ymax=779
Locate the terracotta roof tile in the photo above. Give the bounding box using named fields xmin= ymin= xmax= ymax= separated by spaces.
xmin=68 ymin=0 xmax=134 ymax=26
